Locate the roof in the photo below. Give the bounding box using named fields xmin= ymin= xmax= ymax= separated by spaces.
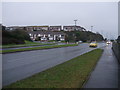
xmin=27 ymin=26 xmax=49 ymax=27
xmin=49 ymin=26 xmax=61 ymax=27
xmin=63 ymin=26 xmax=81 ymax=27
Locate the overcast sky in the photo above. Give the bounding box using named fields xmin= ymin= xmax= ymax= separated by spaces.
xmin=2 ymin=2 xmax=118 ymax=39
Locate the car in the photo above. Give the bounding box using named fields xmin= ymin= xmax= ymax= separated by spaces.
xmin=78 ymin=41 xmax=83 ymax=43
xmin=106 ymin=41 xmax=111 ymax=44
xmin=89 ymin=42 xmax=98 ymax=47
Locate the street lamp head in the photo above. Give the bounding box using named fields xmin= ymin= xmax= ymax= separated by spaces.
xmin=91 ymin=26 xmax=93 ymax=32
xmin=74 ymin=20 xmax=77 ymax=21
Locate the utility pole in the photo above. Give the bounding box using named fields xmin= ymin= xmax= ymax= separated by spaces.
xmin=74 ymin=19 xmax=77 ymax=31
xmin=91 ymin=26 xmax=93 ymax=32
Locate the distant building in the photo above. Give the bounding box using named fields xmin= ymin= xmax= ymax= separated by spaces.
xmin=26 ymin=26 xmax=49 ymax=31
xmin=5 ymin=25 xmax=86 ymax=32
xmin=6 ymin=26 xmax=19 ymax=30
xmin=26 ymin=26 xmax=33 ymax=31
xmin=6 ymin=26 xmax=26 ymax=31
xmin=63 ymin=26 xmax=85 ymax=31
xmin=49 ymin=26 xmax=62 ymax=31
xmin=28 ymin=31 xmax=65 ymax=41
xmin=5 ymin=26 xmax=49 ymax=31
xmin=63 ymin=26 xmax=75 ymax=31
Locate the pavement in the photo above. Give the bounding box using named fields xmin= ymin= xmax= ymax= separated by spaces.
xmin=84 ymin=44 xmax=119 ymax=88
xmin=2 ymin=43 xmax=105 ymax=86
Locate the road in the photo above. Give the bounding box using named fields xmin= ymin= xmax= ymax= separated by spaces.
xmin=2 ymin=44 xmax=54 ymax=50
xmin=2 ymin=42 xmax=66 ymax=50
xmin=2 ymin=43 xmax=105 ymax=86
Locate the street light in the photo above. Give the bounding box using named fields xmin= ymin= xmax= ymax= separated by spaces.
xmin=74 ymin=19 xmax=77 ymax=31
xmin=91 ymin=26 xmax=93 ymax=32
xmin=74 ymin=20 xmax=77 ymax=26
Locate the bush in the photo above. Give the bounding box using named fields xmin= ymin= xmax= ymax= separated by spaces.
xmin=64 ymin=31 xmax=104 ymax=42
xmin=2 ymin=29 xmax=31 ymax=45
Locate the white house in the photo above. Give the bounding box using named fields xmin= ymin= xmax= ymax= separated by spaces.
xmin=63 ymin=26 xmax=86 ymax=31
xmin=28 ymin=31 xmax=65 ymax=41
xmin=49 ymin=26 xmax=62 ymax=31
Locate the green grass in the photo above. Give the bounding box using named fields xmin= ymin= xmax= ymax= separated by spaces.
xmin=1 ymin=40 xmax=55 ymax=49
xmin=4 ymin=49 xmax=103 ymax=88
xmin=1 ymin=44 xmax=78 ymax=54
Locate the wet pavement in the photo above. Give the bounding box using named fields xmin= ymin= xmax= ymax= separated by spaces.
xmin=1 ymin=42 xmax=67 ymax=51
xmin=2 ymin=44 xmax=54 ymax=50
xmin=84 ymin=44 xmax=119 ymax=88
xmin=2 ymin=43 xmax=105 ymax=86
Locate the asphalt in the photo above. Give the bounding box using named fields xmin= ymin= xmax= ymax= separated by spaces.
xmin=2 ymin=43 xmax=66 ymax=50
xmin=2 ymin=43 xmax=105 ymax=86
xmin=2 ymin=44 xmax=54 ymax=50
xmin=84 ymin=44 xmax=119 ymax=88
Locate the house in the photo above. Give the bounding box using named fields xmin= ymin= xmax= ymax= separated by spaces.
xmin=63 ymin=26 xmax=86 ymax=31
xmin=6 ymin=26 xmax=19 ymax=30
xmin=63 ymin=26 xmax=75 ymax=31
xmin=28 ymin=31 xmax=65 ymax=41
xmin=49 ymin=26 xmax=62 ymax=31
xmin=26 ymin=26 xmax=33 ymax=31
xmin=26 ymin=26 xmax=49 ymax=31
xmin=6 ymin=26 xmax=26 ymax=30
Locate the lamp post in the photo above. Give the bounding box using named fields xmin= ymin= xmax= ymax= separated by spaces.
xmin=74 ymin=20 xmax=77 ymax=31
xmin=91 ymin=26 xmax=93 ymax=32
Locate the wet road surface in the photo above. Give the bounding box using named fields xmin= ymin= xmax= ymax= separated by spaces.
xmin=2 ymin=43 xmax=66 ymax=50
xmin=3 ymin=43 xmax=105 ymax=86
xmin=2 ymin=44 xmax=54 ymax=50
xmin=84 ymin=44 xmax=119 ymax=88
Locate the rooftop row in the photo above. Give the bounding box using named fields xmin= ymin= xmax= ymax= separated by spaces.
xmin=6 ymin=25 xmax=86 ymax=31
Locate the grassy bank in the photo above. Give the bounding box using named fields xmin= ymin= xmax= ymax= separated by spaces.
xmin=4 ymin=49 xmax=103 ymax=88
xmin=1 ymin=44 xmax=78 ymax=54
xmin=1 ymin=41 xmax=55 ymax=49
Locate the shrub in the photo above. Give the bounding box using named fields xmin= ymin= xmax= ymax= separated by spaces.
xmin=2 ymin=29 xmax=31 ymax=45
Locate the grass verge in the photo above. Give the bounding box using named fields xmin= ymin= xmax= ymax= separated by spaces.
xmin=1 ymin=41 xmax=55 ymax=49
xmin=4 ymin=49 xmax=103 ymax=88
xmin=1 ymin=44 xmax=78 ymax=54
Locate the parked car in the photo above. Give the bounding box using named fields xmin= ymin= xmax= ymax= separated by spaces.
xmin=89 ymin=42 xmax=98 ymax=47
xmin=78 ymin=41 xmax=83 ymax=43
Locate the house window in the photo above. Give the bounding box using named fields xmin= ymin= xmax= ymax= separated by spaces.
xmin=38 ymin=34 xmax=41 ymax=36
xmin=29 ymin=34 xmax=31 ymax=36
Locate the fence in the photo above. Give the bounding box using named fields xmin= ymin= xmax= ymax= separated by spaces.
xmin=112 ymin=41 xmax=120 ymax=64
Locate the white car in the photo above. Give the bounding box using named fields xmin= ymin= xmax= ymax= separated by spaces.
xmin=106 ymin=41 xmax=111 ymax=44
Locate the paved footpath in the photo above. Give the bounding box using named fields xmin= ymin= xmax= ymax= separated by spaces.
xmin=84 ymin=44 xmax=119 ymax=88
